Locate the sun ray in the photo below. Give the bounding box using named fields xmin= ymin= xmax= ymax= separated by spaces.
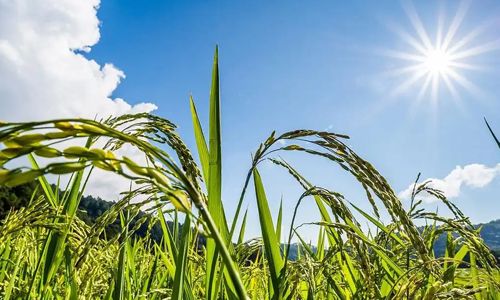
xmin=441 ymin=72 xmax=459 ymax=99
xmin=381 ymin=49 xmax=426 ymax=62
xmin=447 ymin=21 xmax=492 ymax=54
xmin=391 ymin=68 xmax=428 ymax=96
xmin=402 ymin=0 xmax=433 ymax=49
xmin=441 ymin=73 xmax=468 ymax=113
xmin=431 ymin=73 xmax=440 ymax=102
xmin=441 ymin=0 xmax=470 ymax=50
xmin=417 ymin=72 xmax=433 ymax=101
xmin=446 ymin=68 xmax=481 ymax=95
xmin=449 ymin=39 xmax=500 ymax=60
xmin=384 ymin=64 xmax=424 ymax=77
xmin=448 ymin=61 xmax=484 ymax=71
xmin=386 ymin=23 xmax=428 ymax=55
xmin=436 ymin=10 xmax=444 ymax=49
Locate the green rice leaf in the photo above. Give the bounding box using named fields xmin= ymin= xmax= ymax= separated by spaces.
xmin=253 ymin=168 xmax=284 ymax=298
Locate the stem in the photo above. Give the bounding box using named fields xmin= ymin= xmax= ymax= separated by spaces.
xmin=197 ymin=200 xmax=249 ymax=299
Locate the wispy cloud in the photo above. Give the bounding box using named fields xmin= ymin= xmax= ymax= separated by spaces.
xmin=399 ymin=163 xmax=500 ymax=202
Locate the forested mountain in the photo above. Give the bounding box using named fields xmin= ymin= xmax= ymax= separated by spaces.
xmin=0 ymin=181 xmax=164 ymax=242
xmin=476 ymin=219 xmax=500 ymax=251
xmin=432 ymin=219 xmax=500 ymax=262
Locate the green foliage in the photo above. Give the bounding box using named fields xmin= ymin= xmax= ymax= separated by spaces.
xmin=484 ymin=118 xmax=500 ymax=149
xmin=253 ymin=168 xmax=284 ymax=299
xmin=0 ymin=49 xmax=499 ymax=299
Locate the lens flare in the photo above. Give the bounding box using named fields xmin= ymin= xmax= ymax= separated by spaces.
xmin=384 ymin=1 xmax=500 ymax=103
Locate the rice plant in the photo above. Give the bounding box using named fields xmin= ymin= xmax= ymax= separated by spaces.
xmin=0 ymin=48 xmax=499 ymax=299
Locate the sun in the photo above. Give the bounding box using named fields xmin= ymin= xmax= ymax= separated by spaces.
xmin=385 ymin=1 xmax=498 ymax=103
xmin=424 ymin=48 xmax=451 ymax=75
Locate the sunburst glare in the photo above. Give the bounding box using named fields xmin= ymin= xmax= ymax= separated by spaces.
xmin=385 ymin=1 xmax=500 ymax=104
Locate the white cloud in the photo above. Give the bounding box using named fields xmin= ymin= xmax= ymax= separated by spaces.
xmin=399 ymin=163 xmax=500 ymax=202
xmin=0 ymin=0 xmax=156 ymax=121
xmin=0 ymin=0 xmax=158 ymax=201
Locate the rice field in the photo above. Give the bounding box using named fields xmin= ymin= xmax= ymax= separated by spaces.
xmin=0 ymin=49 xmax=499 ymax=299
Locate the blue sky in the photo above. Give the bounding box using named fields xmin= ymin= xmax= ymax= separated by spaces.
xmin=85 ymin=0 xmax=500 ymax=240
xmin=1 ymin=0 xmax=498 ymax=242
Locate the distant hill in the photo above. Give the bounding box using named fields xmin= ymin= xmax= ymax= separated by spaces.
xmin=283 ymin=220 xmax=500 ymax=262
xmin=432 ymin=219 xmax=500 ymax=262
xmin=0 ymin=182 xmax=165 ymax=242
xmin=475 ymin=219 xmax=500 ymax=251
xmin=474 ymin=219 xmax=500 ymax=262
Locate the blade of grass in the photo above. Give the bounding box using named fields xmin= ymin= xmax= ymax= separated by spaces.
xmin=141 ymin=251 xmax=158 ymax=299
xmin=4 ymin=248 xmax=22 ymax=300
xmin=64 ymin=247 xmax=78 ymax=300
xmin=253 ymin=168 xmax=284 ymax=298
xmin=113 ymin=211 xmax=129 ymax=300
xmin=276 ymin=198 xmax=283 ymax=243
xmin=205 ymin=46 xmax=233 ymax=300
xmin=189 ymin=95 xmax=210 ymax=182
xmin=171 ymin=215 xmax=191 ymax=300
xmin=237 ymin=209 xmax=248 ymax=245
xmin=349 ymin=202 xmax=405 ymax=247
xmin=484 ymin=118 xmax=500 ymax=148
xmin=28 ymin=154 xmax=56 ymax=207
